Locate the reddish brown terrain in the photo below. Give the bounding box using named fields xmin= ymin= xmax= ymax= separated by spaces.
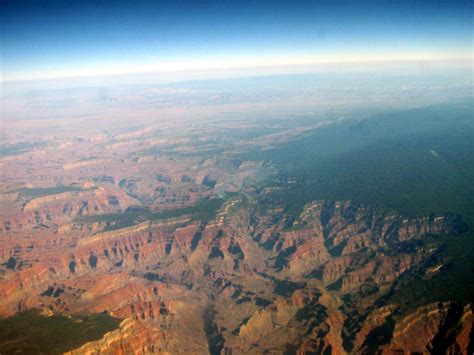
xmin=0 ymin=98 xmax=473 ymax=354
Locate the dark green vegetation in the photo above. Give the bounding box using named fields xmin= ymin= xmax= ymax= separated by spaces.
xmin=0 ymin=309 xmax=121 ymax=354
xmin=273 ymin=280 xmax=306 ymax=297
xmin=203 ymin=306 xmax=225 ymax=355
xmin=244 ymin=99 xmax=474 ymax=306
xmin=5 ymin=256 xmax=17 ymax=269
xmin=247 ymin=99 xmax=474 ymax=217
xmin=13 ymin=186 xmax=84 ymax=199
xmin=0 ymin=142 xmax=43 ymax=158
xmin=383 ymin=232 xmax=474 ymax=313
xmin=76 ymin=197 xmax=226 ymax=231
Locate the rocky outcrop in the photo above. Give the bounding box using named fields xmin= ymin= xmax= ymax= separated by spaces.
xmin=377 ymin=302 xmax=473 ymax=354
xmin=0 ymin=197 xmax=469 ymax=353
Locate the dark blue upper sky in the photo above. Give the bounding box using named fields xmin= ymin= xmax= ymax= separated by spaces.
xmin=1 ymin=0 xmax=472 ymax=81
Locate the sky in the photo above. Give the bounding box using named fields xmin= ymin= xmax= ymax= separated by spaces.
xmin=1 ymin=0 xmax=472 ymax=82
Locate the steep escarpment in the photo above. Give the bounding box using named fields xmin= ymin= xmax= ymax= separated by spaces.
xmin=382 ymin=302 xmax=473 ymax=354
xmin=0 ymin=195 xmax=470 ymax=353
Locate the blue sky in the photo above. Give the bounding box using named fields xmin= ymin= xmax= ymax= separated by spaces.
xmin=1 ymin=0 xmax=472 ymax=81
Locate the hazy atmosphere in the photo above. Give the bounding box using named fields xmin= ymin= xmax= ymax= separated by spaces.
xmin=0 ymin=1 xmax=473 ymax=354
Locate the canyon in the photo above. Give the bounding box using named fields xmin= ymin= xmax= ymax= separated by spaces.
xmin=0 ymin=100 xmax=473 ymax=354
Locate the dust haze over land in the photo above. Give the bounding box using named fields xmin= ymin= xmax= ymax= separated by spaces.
xmin=0 ymin=65 xmax=474 ymax=353
xmin=1 ymin=0 xmax=473 ymax=351
xmin=3 ymin=64 xmax=471 ymax=126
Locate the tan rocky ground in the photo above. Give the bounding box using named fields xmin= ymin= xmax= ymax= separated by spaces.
xmin=0 ymin=115 xmax=472 ymax=354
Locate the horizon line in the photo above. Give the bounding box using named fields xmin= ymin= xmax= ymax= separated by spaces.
xmin=3 ymin=54 xmax=472 ymax=85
